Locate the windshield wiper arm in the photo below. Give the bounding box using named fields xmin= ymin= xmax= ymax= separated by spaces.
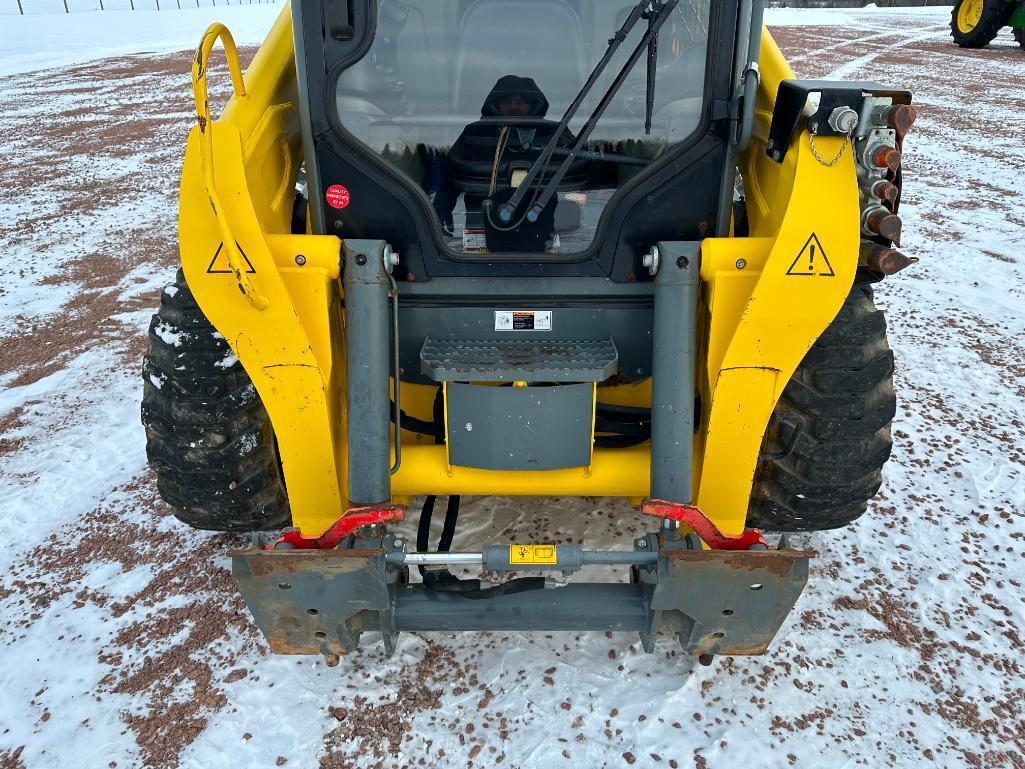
xmin=523 ymin=0 xmax=678 ymax=224
xmin=645 ymin=4 xmax=659 ymax=135
xmin=494 ymin=0 xmax=655 ymax=225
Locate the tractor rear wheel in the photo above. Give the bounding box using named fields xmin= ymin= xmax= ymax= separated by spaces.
xmin=747 ymin=283 xmax=896 ymax=532
xmin=142 ymin=269 xmax=290 ymax=532
xmin=950 ymin=0 xmax=1013 ymax=47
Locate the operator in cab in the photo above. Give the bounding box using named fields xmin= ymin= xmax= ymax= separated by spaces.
xmin=431 ymin=75 xmax=579 ymax=254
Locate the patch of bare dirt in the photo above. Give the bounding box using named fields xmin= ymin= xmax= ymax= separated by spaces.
xmin=0 ymin=403 xmax=33 ymax=457
xmin=0 ymin=50 xmax=260 ymax=386
xmin=319 ymin=642 xmax=515 ymax=769
xmin=2 ymin=476 xmax=259 ymax=769
xmin=0 ymin=746 xmax=26 ymax=769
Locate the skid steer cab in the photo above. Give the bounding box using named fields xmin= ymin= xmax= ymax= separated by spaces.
xmin=143 ymin=0 xmax=916 ymax=664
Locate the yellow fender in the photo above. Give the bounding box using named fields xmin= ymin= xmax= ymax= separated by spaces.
xmin=180 ymin=11 xmax=350 ymax=526
xmin=693 ymin=29 xmax=861 ymax=534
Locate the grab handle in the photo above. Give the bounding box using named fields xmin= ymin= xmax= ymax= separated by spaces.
xmin=191 ymin=24 xmax=269 ymax=310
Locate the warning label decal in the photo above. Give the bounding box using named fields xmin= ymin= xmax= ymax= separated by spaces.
xmin=786 ymin=233 xmax=835 ymax=277
xmin=509 ymin=544 xmax=557 ymax=565
xmin=206 ymin=241 xmax=255 ymax=274
xmin=495 ymin=310 xmax=553 ymax=331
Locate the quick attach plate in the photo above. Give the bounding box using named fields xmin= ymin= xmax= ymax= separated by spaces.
xmin=646 ymin=548 xmax=815 ymax=656
xmin=231 ymin=540 xmax=815 ymax=659
xmin=766 ymin=79 xmax=912 ymax=163
xmin=230 ymin=548 xmax=395 ymax=656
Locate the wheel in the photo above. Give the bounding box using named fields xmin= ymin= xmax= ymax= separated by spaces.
xmin=747 ymin=283 xmax=896 ymax=532
xmin=1014 ymin=25 xmax=1025 ymax=48
xmin=142 ymin=269 xmax=290 ymax=531
xmin=950 ymin=0 xmax=1013 ymax=47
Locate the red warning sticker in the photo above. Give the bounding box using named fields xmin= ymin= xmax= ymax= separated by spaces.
xmin=325 ymin=184 xmax=351 ymax=209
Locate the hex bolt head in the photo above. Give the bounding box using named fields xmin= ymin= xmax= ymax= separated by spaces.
xmin=827 ymin=106 xmax=859 ymax=134
xmin=464 ymin=422 xmax=473 ymax=432
xmin=736 ymin=258 xmax=747 ymax=270
xmin=295 ymin=254 xmax=307 ymax=266
xmin=393 ymin=538 xmax=405 ymax=550
xmin=355 ymin=253 xmax=368 ymax=266
xmin=636 ymin=538 xmax=648 ymax=549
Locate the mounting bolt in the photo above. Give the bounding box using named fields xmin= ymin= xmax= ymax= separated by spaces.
xmin=382 ymin=244 xmax=399 ymax=273
xmin=393 ymin=538 xmax=405 ymax=550
xmin=295 ymin=254 xmax=307 ymax=266
xmin=735 ymin=258 xmax=747 ymax=270
xmin=641 ymin=245 xmax=660 ymax=276
xmin=355 ymin=253 xmax=368 ymax=266
xmin=676 ymin=255 xmax=689 ymax=269
xmin=464 ymin=422 xmax=473 ymax=432
xmin=636 ymin=538 xmax=648 ymax=549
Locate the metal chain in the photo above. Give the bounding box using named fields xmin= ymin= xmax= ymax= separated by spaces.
xmin=808 ymin=123 xmax=852 ymax=167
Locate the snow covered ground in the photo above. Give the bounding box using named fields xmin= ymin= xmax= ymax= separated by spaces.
xmin=1 ymin=5 xmax=1024 ymax=769
xmin=0 ymin=4 xmax=284 ymax=76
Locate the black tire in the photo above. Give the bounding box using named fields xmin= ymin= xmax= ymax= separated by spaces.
xmin=950 ymin=0 xmax=1013 ymax=47
xmin=142 ymin=269 xmax=290 ymax=532
xmin=1014 ymin=26 xmax=1025 ymax=49
xmin=747 ymin=283 xmax=896 ymax=532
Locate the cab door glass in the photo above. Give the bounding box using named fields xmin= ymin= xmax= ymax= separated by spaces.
xmin=336 ymin=0 xmax=712 ymax=256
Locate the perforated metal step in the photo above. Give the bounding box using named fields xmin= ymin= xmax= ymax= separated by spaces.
xmin=421 ymin=337 xmax=618 ymax=382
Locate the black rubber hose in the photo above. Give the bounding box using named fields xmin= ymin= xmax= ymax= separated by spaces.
xmin=422 ymin=570 xmax=547 ymax=600
xmin=594 ymin=415 xmax=650 ymax=438
xmin=595 ymin=402 xmax=651 ymax=422
xmin=594 ymin=434 xmax=649 ymax=448
xmin=438 ymin=495 xmax=460 ymax=552
xmin=390 ymin=407 xmax=436 ymax=436
xmin=415 ymin=494 xmax=436 ymax=576
xmin=417 ymin=388 xmax=461 ymax=577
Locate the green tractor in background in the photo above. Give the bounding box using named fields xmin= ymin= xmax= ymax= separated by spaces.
xmin=951 ymin=0 xmax=1025 ymax=48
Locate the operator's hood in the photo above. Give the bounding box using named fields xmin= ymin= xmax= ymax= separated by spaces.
xmin=480 ymin=75 xmax=549 ymax=118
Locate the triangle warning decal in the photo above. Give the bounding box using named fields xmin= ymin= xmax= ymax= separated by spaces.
xmin=206 ymin=241 xmax=256 ymax=274
xmin=786 ymin=233 xmax=834 ymax=277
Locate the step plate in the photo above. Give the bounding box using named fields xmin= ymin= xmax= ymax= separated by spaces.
xmin=421 ymin=337 xmax=618 ymax=383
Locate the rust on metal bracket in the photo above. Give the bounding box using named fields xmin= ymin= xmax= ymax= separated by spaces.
xmin=652 ymin=547 xmax=815 ymax=656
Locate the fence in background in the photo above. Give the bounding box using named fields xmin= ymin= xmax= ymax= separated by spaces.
xmin=2 ymin=0 xmax=276 ymax=14
xmin=767 ymin=0 xmax=949 ymax=6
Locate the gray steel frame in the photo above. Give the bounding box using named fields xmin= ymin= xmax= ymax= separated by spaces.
xmin=342 ymin=239 xmax=392 ymax=504
xmin=231 ymin=533 xmax=813 ymax=660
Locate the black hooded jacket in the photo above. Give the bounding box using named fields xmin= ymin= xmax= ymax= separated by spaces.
xmin=432 ymin=75 xmax=581 ymax=252
xmin=480 ymin=74 xmax=550 ymax=118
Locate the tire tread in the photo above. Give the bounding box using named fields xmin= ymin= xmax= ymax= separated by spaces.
xmin=141 ymin=270 xmax=290 ymax=532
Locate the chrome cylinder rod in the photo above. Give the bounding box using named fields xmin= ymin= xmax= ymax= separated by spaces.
xmin=385 ymin=546 xmax=659 ymax=573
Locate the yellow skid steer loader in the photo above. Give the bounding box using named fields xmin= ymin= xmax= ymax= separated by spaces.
xmin=143 ymin=0 xmax=916 ymax=664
